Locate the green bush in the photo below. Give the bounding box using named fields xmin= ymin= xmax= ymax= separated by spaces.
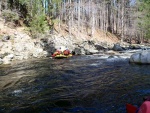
xmin=1 ymin=10 xmax=19 ymax=22
xmin=29 ymin=14 xmax=49 ymax=38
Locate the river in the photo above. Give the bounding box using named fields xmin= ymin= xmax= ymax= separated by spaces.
xmin=0 ymin=55 xmax=150 ymax=113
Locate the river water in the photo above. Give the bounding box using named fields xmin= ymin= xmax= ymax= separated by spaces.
xmin=0 ymin=55 xmax=150 ymax=113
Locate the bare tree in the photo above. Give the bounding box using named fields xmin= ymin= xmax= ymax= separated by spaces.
xmin=121 ymin=0 xmax=125 ymax=42
xmin=77 ymin=0 xmax=81 ymax=37
xmin=0 ymin=0 xmax=1 ymax=15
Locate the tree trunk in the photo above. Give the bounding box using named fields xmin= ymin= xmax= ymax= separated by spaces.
xmin=0 ymin=0 xmax=1 ymax=15
xmin=91 ymin=0 xmax=95 ymax=37
xmin=68 ymin=0 xmax=71 ymax=36
xmin=121 ymin=0 xmax=124 ymax=42
xmin=77 ymin=0 xmax=80 ymax=37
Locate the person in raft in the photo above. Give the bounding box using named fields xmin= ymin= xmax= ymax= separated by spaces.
xmin=52 ymin=46 xmax=70 ymax=57
xmin=51 ymin=47 xmax=62 ymax=57
xmin=63 ymin=47 xmax=70 ymax=55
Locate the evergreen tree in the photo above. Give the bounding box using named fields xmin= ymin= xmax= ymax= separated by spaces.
xmin=5 ymin=0 xmax=62 ymax=37
xmin=138 ymin=0 xmax=150 ymax=39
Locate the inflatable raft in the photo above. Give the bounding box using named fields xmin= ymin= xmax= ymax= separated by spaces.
xmin=53 ymin=54 xmax=72 ymax=59
xmin=126 ymin=101 xmax=150 ymax=113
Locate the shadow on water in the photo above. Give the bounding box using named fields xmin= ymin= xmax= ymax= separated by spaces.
xmin=0 ymin=55 xmax=150 ymax=113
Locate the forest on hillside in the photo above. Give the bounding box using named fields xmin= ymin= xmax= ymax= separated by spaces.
xmin=0 ymin=0 xmax=150 ymax=43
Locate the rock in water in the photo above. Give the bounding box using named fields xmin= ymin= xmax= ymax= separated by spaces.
xmin=129 ymin=50 xmax=150 ymax=64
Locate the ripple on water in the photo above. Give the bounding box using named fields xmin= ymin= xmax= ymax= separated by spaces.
xmin=136 ymin=89 xmax=150 ymax=94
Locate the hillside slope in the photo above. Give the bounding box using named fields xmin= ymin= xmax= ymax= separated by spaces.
xmin=54 ymin=23 xmax=119 ymax=46
xmin=0 ymin=17 xmax=120 ymax=45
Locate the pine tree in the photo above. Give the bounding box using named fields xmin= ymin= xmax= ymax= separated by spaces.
xmin=138 ymin=0 xmax=150 ymax=39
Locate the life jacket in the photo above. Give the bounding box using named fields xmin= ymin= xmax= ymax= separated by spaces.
xmin=63 ymin=49 xmax=70 ymax=55
xmin=56 ymin=50 xmax=62 ymax=54
xmin=52 ymin=50 xmax=62 ymax=57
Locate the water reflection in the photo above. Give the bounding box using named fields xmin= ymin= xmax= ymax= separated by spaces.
xmin=0 ymin=56 xmax=150 ymax=113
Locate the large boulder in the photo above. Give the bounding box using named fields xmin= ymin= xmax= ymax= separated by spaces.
xmin=95 ymin=44 xmax=106 ymax=51
xmin=73 ymin=40 xmax=99 ymax=55
xmin=129 ymin=50 xmax=150 ymax=64
xmin=73 ymin=47 xmax=82 ymax=55
xmin=129 ymin=45 xmax=141 ymax=50
xmin=81 ymin=41 xmax=98 ymax=54
xmin=112 ymin=43 xmax=124 ymax=51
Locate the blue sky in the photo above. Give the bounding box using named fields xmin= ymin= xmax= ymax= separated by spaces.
xmin=130 ymin=0 xmax=136 ymax=5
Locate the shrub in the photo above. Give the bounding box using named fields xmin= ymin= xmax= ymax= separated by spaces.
xmin=29 ymin=14 xmax=49 ymax=38
xmin=1 ymin=10 xmax=19 ymax=22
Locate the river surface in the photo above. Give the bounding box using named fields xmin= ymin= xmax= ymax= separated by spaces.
xmin=0 ymin=55 xmax=150 ymax=113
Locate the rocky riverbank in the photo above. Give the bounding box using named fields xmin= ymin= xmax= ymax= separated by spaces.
xmin=0 ymin=32 xmax=112 ymax=64
xmin=0 ymin=18 xmax=150 ymax=65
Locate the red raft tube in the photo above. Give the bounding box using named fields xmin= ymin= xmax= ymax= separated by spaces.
xmin=126 ymin=101 xmax=150 ymax=113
